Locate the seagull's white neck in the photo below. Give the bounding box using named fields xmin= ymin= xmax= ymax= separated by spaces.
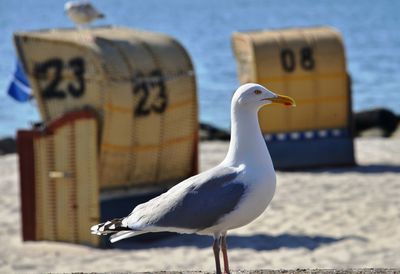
xmin=223 ymin=104 xmax=274 ymax=169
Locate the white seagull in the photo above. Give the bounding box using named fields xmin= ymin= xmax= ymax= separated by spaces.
xmin=64 ymin=1 xmax=104 ymax=28
xmin=91 ymin=83 xmax=296 ymax=274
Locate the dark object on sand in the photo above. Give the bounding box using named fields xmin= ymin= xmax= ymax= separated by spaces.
xmin=0 ymin=137 xmax=16 ymax=155
xmin=199 ymin=123 xmax=230 ymax=141
xmin=354 ymin=108 xmax=399 ymax=137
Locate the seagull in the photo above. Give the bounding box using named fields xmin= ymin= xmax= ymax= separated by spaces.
xmin=91 ymin=83 xmax=295 ymax=274
xmin=64 ymin=1 xmax=104 ymax=28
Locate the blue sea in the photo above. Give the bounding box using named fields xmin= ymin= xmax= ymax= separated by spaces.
xmin=0 ymin=0 xmax=399 ymax=137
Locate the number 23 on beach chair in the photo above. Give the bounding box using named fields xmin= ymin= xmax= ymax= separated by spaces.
xmin=15 ymin=26 xmax=198 ymax=246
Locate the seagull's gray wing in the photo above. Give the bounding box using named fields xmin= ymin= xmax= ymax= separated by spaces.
xmin=75 ymin=3 xmax=103 ymax=18
xmin=126 ymin=166 xmax=246 ymax=231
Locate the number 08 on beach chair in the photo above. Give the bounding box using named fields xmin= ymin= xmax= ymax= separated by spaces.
xmin=232 ymin=26 xmax=355 ymax=169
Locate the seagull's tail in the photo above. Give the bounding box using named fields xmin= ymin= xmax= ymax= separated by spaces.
xmin=90 ymin=218 xmax=145 ymax=243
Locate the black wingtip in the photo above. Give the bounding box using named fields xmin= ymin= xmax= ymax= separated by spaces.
xmin=91 ymin=218 xmax=131 ymax=235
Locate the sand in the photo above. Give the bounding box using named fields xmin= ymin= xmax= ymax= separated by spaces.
xmin=0 ymin=138 xmax=399 ymax=273
xmin=142 ymin=271 xmax=399 ymax=274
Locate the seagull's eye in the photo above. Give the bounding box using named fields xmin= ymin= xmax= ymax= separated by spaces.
xmin=254 ymin=90 xmax=262 ymax=95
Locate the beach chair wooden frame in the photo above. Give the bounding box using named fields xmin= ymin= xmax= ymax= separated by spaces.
xmin=18 ymin=110 xmax=100 ymax=246
xmin=232 ymin=26 xmax=355 ymax=169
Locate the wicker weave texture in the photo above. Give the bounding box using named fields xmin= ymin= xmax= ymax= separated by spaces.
xmin=14 ymin=27 xmax=198 ymax=189
xmin=232 ymin=26 xmax=349 ymax=133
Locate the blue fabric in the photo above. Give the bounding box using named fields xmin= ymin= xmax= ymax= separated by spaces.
xmin=7 ymin=60 xmax=32 ymax=102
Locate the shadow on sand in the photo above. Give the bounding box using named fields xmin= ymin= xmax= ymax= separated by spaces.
xmin=111 ymin=233 xmax=366 ymax=251
xmin=300 ymin=164 xmax=400 ymax=174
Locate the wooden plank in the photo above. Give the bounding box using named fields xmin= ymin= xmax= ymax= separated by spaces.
xmin=53 ymin=125 xmax=74 ymax=242
xmin=75 ymin=119 xmax=99 ymax=245
xmin=16 ymin=130 xmax=37 ymax=241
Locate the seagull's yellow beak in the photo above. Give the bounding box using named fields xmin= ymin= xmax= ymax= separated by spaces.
xmin=268 ymin=94 xmax=296 ymax=107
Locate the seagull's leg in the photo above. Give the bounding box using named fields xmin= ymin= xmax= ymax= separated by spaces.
xmin=221 ymin=232 xmax=231 ymax=274
xmin=213 ymin=234 xmax=222 ymax=274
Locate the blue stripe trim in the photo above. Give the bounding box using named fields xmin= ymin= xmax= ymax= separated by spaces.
xmin=264 ymin=129 xmax=350 ymax=142
xmin=7 ymin=58 xmax=32 ymax=102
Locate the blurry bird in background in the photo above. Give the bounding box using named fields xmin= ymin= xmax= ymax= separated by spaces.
xmin=64 ymin=1 xmax=104 ymax=28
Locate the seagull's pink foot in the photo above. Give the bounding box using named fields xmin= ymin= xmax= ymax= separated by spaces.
xmin=221 ymin=234 xmax=231 ymax=274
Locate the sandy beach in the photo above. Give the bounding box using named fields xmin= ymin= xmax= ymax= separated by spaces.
xmin=0 ymin=138 xmax=399 ymax=273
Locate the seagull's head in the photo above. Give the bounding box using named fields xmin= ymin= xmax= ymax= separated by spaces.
xmin=233 ymin=83 xmax=296 ymax=111
xmin=64 ymin=1 xmax=76 ymax=11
